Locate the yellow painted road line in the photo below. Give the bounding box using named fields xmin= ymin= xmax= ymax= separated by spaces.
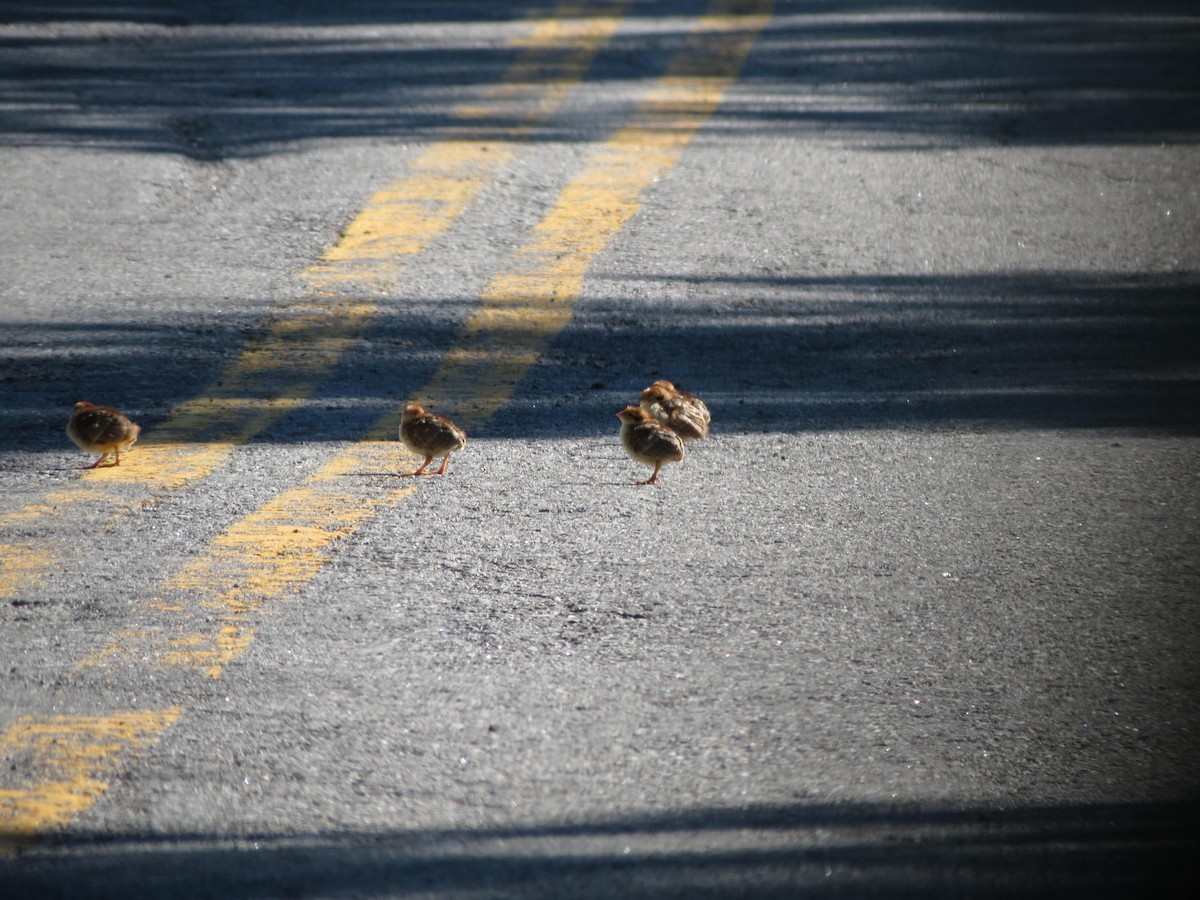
xmin=68 ymin=2 xmax=632 ymax=494
xmin=0 ymin=2 xmax=629 ymax=601
xmin=305 ymin=144 xmax=514 ymax=289
xmin=81 ymin=0 xmax=773 ymax=682
xmin=456 ymin=3 xmax=631 ymax=131
xmin=0 ymin=708 xmax=181 ymax=850
xmin=85 ymin=443 xmax=415 ymax=679
xmin=8 ymin=0 xmax=769 ymax=850
xmin=1 ymin=2 xmax=631 ymax=849
xmin=421 ymin=0 xmax=775 ymax=427
xmin=0 ymin=544 xmax=54 ymax=600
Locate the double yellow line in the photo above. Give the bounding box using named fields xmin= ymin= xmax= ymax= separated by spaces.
xmin=0 ymin=2 xmax=631 ymax=597
xmin=1 ymin=0 xmax=772 ymax=848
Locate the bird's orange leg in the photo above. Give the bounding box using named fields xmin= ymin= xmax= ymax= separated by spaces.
xmin=87 ymin=452 xmax=115 ymax=469
xmin=435 ymin=454 xmax=450 ymax=475
xmin=637 ymin=461 xmax=662 ymax=485
xmin=406 ymin=455 xmax=433 ymax=476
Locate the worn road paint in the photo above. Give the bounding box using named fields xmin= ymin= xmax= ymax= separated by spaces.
xmin=304 ymin=144 xmax=515 ymax=292
xmin=5 ymin=0 xmax=770 ymax=852
xmin=86 ymin=0 xmax=773 ymax=681
xmin=1 ymin=3 xmax=633 ymax=853
xmin=456 ymin=4 xmax=630 ymax=131
xmin=79 ymin=442 xmax=415 ymax=679
xmin=0 ymin=2 xmax=628 ymax=602
xmin=419 ymin=0 xmax=775 ymax=428
xmin=0 ymin=708 xmax=181 ymax=851
xmin=0 ymin=544 xmax=54 ymax=601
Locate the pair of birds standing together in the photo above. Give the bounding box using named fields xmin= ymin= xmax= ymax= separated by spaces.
xmin=400 ymin=379 xmax=711 ymax=485
xmin=616 ymin=380 xmax=710 ymax=484
xmin=67 ymin=380 xmax=710 ymax=485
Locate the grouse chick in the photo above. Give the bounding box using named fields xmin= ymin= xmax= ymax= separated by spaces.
xmin=399 ymin=403 xmax=466 ymax=476
xmin=617 ymin=405 xmax=684 ymax=485
xmin=640 ymin=380 xmax=710 ymax=441
xmin=67 ymin=401 xmax=141 ymax=469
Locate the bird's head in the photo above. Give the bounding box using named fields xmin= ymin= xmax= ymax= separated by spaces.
xmin=640 ymin=385 xmax=668 ymax=406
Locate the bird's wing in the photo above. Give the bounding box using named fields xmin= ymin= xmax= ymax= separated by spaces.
xmin=632 ymin=423 xmax=685 ymax=461
xmin=77 ymin=410 xmax=128 ymax=445
xmin=410 ymin=416 xmax=465 ymax=453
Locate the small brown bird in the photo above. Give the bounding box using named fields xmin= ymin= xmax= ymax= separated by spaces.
xmin=399 ymin=403 xmax=466 ymax=476
xmin=640 ymin=380 xmax=710 ymax=441
xmin=617 ymin=405 xmax=685 ymax=485
xmin=67 ymin=401 xmax=142 ymax=469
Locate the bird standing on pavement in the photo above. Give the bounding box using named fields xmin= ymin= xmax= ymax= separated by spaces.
xmin=617 ymin=405 xmax=685 ymax=485
xmin=399 ymin=403 xmax=466 ymax=476
xmin=67 ymin=401 xmax=142 ymax=469
xmin=640 ymin=380 xmax=710 ymax=441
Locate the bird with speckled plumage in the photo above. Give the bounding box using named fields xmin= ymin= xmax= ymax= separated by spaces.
xmin=399 ymin=403 xmax=466 ymax=476
xmin=67 ymin=401 xmax=141 ymax=469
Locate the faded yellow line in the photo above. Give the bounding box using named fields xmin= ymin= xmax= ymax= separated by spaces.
xmin=303 ymin=144 xmax=514 ymax=291
xmin=421 ymin=0 xmax=775 ymax=426
xmin=0 ymin=2 xmax=630 ymax=602
xmin=457 ymin=3 xmax=630 ymax=129
xmin=0 ymin=544 xmax=54 ymax=599
xmin=79 ymin=0 xmax=772 ymax=682
xmin=92 ymin=3 xmax=630 ymax=492
xmin=2 ymin=3 xmax=634 ymax=850
xmin=73 ymin=3 xmax=640 ymax=676
xmin=0 ymin=708 xmax=181 ymax=850
xmin=160 ymin=445 xmax=415 ymax=678
xmin=77 ymin=441 xmax=415 ymax=678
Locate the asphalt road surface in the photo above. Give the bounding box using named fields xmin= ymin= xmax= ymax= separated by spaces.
xmin=2 ymin=1 xmax=1199 ymax=897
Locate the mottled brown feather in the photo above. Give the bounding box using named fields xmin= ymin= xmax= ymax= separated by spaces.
xmin=399 ymin=403 xmax=466 ymax=475
xmin=67 ymin=401 xmax=141 ymax=468
xmin=640 ymin=380 xmax=710 ymax=441
xmin=617 ymin=405 xmax=684 ymax=484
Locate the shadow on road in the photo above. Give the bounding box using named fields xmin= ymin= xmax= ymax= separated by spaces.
xmin=517 ymin=270 xmax=1200 ymax=438
xmin=1 ymin=1 xmax=1198 ymax=449
xmin=3 ymin=270 xmax=1197 ymax=452
xmin=1 ymin=798 xmax=1196 ymax=898
xmin=1 ymin=1 xmax=1198 ymax=157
